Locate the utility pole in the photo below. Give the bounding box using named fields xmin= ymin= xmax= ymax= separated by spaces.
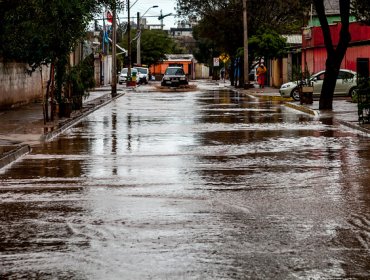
xmin=243 ymin=0 xmax=249 ymax=88
xmin=160 ymin=10 xmax=163 ymax=30
xmin=127 ymin=0 xmax=131 ymax=78
xmin=111 ymin=6 xmax=117 ymax=97
xmin=137 ymin=12 xmax=141 ymax=65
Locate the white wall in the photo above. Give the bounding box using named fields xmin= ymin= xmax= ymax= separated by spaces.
xmin=101 ymin=55 xmax=112 ymax=85
xmin=0 ymin=62 xmax=49 ymax=110
xmin=195 ymin=64 xmax=210 ymax=79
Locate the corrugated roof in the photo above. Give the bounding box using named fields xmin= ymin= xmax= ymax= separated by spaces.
xmin=282 ymin=34 xmax=302 ymax=45
xmin=324 ymin=0 xmax=340 ymax=15
xmin=313 ymin=0 xmax=340 ymax=15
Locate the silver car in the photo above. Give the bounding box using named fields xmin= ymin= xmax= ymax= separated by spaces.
xmin=279 ymin=69 xmax=357 ymax=101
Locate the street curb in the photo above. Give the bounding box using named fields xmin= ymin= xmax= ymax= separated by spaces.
xmin=337 ymin=119 xmax=370 ymax=136
xmin=245 ymin=93 xmax=290 ymax=102
xmin=0 ymin=144 xmax=31 ymax=170
xmin=41 ymin=92 xmax=125 ymax=142
xmin=284 ymin=102 xmax=319 ymax=117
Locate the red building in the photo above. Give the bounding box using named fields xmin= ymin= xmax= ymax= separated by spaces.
xmin=302 ymin=22 xmax=370 ymax=74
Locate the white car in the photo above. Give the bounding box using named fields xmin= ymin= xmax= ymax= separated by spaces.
xmin=135 ymin=67 xmax=149 ymax=84
xmin=279 ymin=69 xmax=357 ymax=101
xmin=118 ymin=68 xmax=138 ymax=84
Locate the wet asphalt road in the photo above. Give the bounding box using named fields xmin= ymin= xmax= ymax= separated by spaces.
xmin=1 ymin=85 xmax=370 ymax=279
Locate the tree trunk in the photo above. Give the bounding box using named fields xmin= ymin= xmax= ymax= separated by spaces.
xmin=314 ymin=0 xmax=351 ymax=110
xmin=319 ymin=55 xmax=341 ymax=110
xmin=50 ymin=63 xmax=55 ymax=121
xmin=44 ymin=66 xmax=53 ymax=122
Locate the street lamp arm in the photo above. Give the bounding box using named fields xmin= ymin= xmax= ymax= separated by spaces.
xmin=158 ymin=13 xmax=172 ymax=20
xmin=136 ymin=5 xmax=158 ymax=65
xmin=141 ymin=5 xmax=159 ymax=20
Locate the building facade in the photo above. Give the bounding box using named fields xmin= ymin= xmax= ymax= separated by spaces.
xmin=302 ymin=22 xmax=370 ymax=74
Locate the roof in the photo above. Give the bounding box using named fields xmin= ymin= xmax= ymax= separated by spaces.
xmin=282 ymin=34 xmax=302 ymax=45
xmin=313 ymin=0 xmax=340 ymax=15
xmin=165 ymin=54 xmax=195 ymax=62
xmin=324 ymin=0 xmax=340 ymax=15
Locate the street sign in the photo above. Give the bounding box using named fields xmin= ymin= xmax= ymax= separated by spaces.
xmin=213 ymin=57 xmax=220 ymax=67
xmin=219 ymin=53 xmax=230 ymax=63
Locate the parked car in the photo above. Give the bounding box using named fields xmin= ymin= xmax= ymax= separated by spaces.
xmin=279 ymin=69 xmax=357 ymax=101
xmin=249 ymin=68 xmax=256 ymax=82
xmin=135 ymin=67 xmax=149 ymax=84
xmin=118 ymin=68 xmax=138 ymax=84
xmin=161 ymin=66 xmax=188 ymax=87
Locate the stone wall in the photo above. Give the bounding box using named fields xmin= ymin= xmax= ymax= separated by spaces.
xmin=0 ymin=62 xmax=49 ymax=110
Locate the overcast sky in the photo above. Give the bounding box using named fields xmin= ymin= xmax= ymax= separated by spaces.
xmin=126 ymin=0 xmax=178 ymax=29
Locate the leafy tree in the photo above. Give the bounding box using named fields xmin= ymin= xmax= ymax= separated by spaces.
xmin=137 ymin=29 xmax=182 ymax=66
xmin=118 ymin=29 xmax=181 ymax=67
xmin=0 ymin=0 xmax=108 ymax=120
xmin=249 ymin=28 xmax=287 ymax=61
xmin=353 ymin=0 xmax=370 ymax=25
xmin=0 ymin=0 xmax=100 ymax=69
xmin=176 ymin=0 xmax=308 ymax=82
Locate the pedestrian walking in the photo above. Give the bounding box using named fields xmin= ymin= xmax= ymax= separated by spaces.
xmin=256 ymin=63 xmax=267 ymax=89
xmin=220 ymin=67 xmax=225 ymax=81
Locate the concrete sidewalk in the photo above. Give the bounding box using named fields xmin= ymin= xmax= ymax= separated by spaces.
xmin=0 ymin=86 xmax=125 ymax=169
xmin=231 ymin=83 xmax=370 ymax=135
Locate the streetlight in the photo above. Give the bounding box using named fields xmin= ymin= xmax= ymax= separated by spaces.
xmin=158 ymin=10 xmax=172 ymax=30
xmin=137 ymin=5 xmax=158 ymax=65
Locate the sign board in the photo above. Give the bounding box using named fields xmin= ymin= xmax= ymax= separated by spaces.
xmin=219 ymin=53 xmax=230 ymax=63
xmin=213 ymin=57 xmax=220 ymax=67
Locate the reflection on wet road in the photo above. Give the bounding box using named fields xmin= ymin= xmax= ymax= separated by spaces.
xmin=1 ymin=89 xmax=370 ymax=278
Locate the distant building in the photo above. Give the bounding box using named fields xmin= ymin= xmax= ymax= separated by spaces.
xmin=169 ymin=21 xmax=196 ymax=54
xmin=150 ymin=54 xmax=197 ymax=80
xmin=169 ymin=27 xmax=193 ymax=38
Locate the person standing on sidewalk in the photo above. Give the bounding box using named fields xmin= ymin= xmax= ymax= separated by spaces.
xmin=256 ymin=63 xmax=267 ymax=89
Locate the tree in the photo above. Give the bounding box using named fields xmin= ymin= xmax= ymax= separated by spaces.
xmin=136 ymin=30 xmax=181 ymax=66
xmin=0 ymin=0 xmax=107 ymax=121
xmin=176 ymin=0 xmax=308 ymax=85
xmin=353 ymin=0 xmax=370 ymax=25
xmin=248 ymin=28 xmax=287 ymax=62
xmin=313 ymin=0 xmax=351 ymax=110
xmin=117 ymin=29 xmax=180 ymax=67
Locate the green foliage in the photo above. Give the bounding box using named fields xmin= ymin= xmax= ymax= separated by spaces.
xmin=291 ymin=65 xmax=311 ymax=82
xmin=119 ymin=29 xmax=179 ymax=66
xmin=175 ymin=0 xmax=309 ymax=64
xmin=249 ymin=28 xmax=288 ymax=60
xmin=353 ymin=0 xmax=370 ymax=25
xmin=140 ymin=30 xmax=180 ymax=65
xmin=67 ymin=54 xmax=96 ymax=100
xmin=0 ymin=0 xmax=99 ymax=70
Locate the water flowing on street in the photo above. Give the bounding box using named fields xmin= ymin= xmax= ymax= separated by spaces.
xmin=1 ymin=87 xmax=370 ymax=279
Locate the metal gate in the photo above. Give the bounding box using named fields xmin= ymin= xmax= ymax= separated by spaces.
xmin=357 ymin=58 xmax=370 ymax=124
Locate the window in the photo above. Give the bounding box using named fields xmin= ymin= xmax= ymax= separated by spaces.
xmin=338 ymin=71 xmax=354 ymax=80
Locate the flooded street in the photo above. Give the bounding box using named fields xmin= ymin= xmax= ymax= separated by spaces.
xmin=1 ymin=87 xmax=370 ymax=279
